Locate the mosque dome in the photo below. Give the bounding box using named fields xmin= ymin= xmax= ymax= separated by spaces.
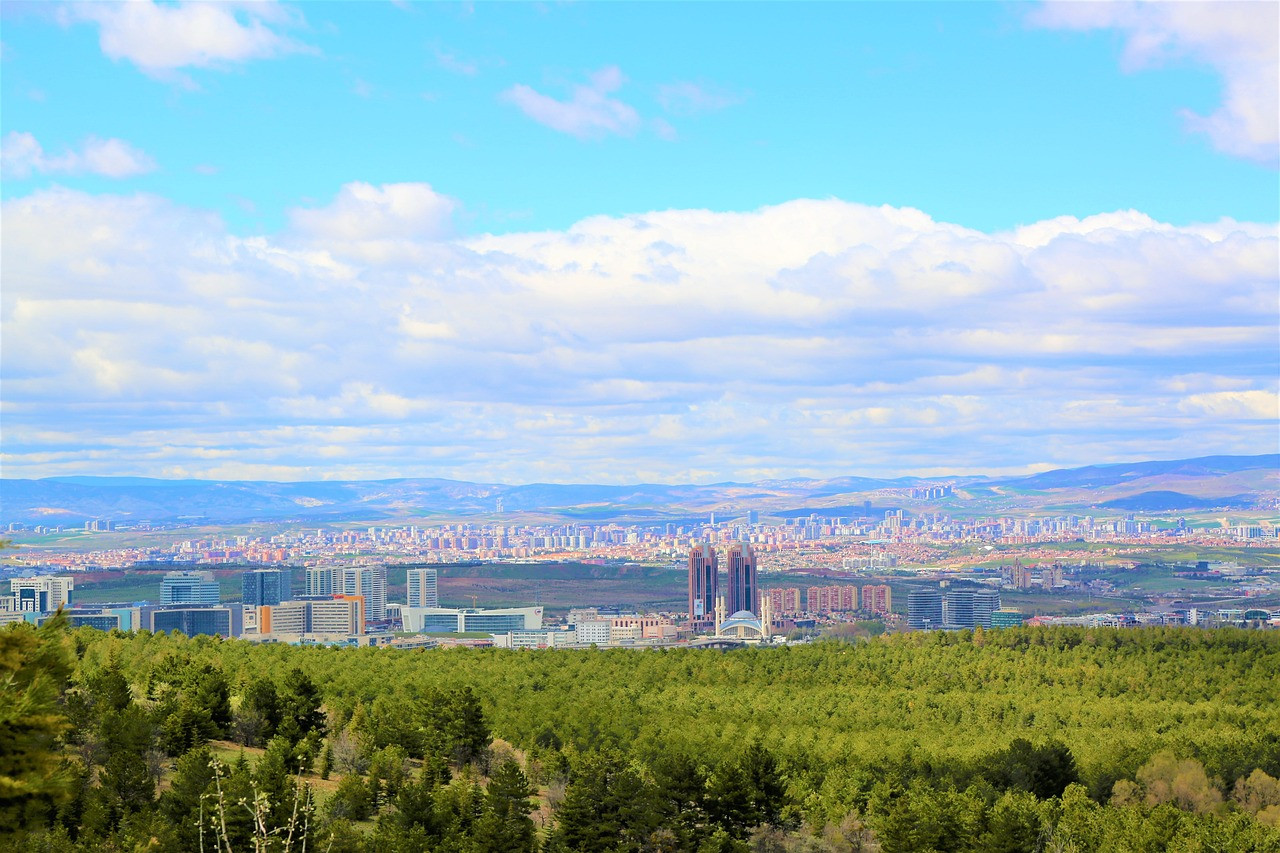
xmin=718 ymin=610 xmax=765 ymax=637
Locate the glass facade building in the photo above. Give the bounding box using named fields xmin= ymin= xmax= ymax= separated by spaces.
xmin=161 ymin=571 xmax=220 ymax=606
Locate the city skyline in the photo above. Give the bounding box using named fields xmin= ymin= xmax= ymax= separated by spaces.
xmin=2 ymin=2 xmax=1277 ymax=484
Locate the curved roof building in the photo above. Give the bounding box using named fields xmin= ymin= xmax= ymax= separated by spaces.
xmin=717 ymin=609 xmax=766 ymax=639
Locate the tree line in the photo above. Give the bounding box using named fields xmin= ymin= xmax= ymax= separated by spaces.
xmin=4 ymin=618 xmax=1279 ymax=850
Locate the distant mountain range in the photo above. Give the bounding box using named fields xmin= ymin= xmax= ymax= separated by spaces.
xmin=0 ymin=455 xmax=1275 ymax=526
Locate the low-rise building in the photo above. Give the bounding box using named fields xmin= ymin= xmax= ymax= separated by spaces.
xmin=399 ymin=605 xmax=543 ymax=634
xmin=575 ymin=620 xmax=611 ymax=645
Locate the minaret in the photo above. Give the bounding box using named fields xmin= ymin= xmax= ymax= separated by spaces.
xmin=714 ymin=595 xmax=725 ymax=637
xmin=761 ymin=594 xmax=773 ymax=641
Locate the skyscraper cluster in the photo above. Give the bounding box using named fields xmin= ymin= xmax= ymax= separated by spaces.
xmin=687 ymin=543 xmax=758 ymax=620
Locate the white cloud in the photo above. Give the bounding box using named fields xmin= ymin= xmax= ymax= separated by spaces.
xmin=1 ymin=131 xmax=157 ymax=178
xmin=2 ymin=184 xmax=1276 ymax=481
xmin=61 ymin=0 xmax=308 ymax=78
xmin=1177 ymin=390 xmax=1279 ymax=420
xmin=501 ymin=66 xmax=642 ymax=139
xmin=434 ymin=45 xmax=478 ymax=76
xmin=285 ymin=181 xmax=457 ymax=264
xmin=1029 ymin=1 xmax=1279 ymax=165
xmin=657 ymin=81 xmax=744 ymax=116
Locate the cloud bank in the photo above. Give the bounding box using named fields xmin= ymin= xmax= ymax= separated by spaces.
xmin=2 ymin=183 xmax=1276 ymax=482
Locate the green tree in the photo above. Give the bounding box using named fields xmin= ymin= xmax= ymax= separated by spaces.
xmin=319 ymin=742 xmax=334 ymax=780
xmin=280 ymin=667 xmax=326 ymax=744
xmin=707 ymin=743 xmax=788 ymax=837
xmin=236 ymin=677 xmax=283 ymax=747
xmin=445 ymin=686 xmax=491 ymax=767
xmin=160 ymin=746 xmax=215 ymax=851
xmin=474 ymin=758 xmax=537 ymax=853
xmin=557 ymin=752 xmax=659 ymax=853
xmin=990 ymin=738 xmax=1079 ymax=800
xmin=0 ymin=616 xmax=74 ymax=836
xmin=976 ymin=789 xmax=1045 ymax=853
xmin=158 ymin=701 xmax=217 ymax=756
xmin=187 ymin=664 xmax=233 ymax=736
xmin=95 ymin=704 xmax=156 ymax=825
xmin=329 ymin=773 xmax=374 ymax=822
xmin=652 ymin=752 xmax=711 ymax=848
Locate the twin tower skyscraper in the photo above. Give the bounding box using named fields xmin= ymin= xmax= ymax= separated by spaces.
xmin=688 ymin=543 xmax=759 ymax=620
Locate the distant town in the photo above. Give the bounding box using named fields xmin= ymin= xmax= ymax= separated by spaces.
xmin=4 ymin=501 xmax=1278 ymax=649
xmin=4 ymin=499 xmax=1274 ymax=570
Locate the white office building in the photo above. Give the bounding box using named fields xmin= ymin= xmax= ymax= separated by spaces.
xmin=407 ymin=568 xmax=439 ymax=608
xmin=162 ymin=571 xmax=220 ymax=606
xmin=575 ymin=620 xmax=612 ymax=645
xmin=306 ymin=567 xmax=336 ymax=596
xmin=342 ymin=566 xmax=387 ymax=622
xmin=10 ymin=576 xmax=74 ymax=612
xmin=400 ymin=606 xmax=543 ymax=634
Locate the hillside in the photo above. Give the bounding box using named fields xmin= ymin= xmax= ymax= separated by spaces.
xmin=1 ymin=454 xmax=1274 ymax=525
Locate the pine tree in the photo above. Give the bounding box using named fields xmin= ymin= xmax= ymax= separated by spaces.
xmin=474 ymin=759 xmax=537 ymax=853
xmin=446 ymin=686 xmax=491 ymax=767
xmin=159 ymin=746 xmax=215 ymax=851
xmin=0 ymin=616 xmax=75 ymax=836
xmin=319 ymin=742 xmax=333 ymax=780
xmin=281 ymin=667 xmax=326 ymax=743
xmin=96 ymin=704 xmax=157 ymax=825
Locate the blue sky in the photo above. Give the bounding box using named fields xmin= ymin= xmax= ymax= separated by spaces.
xmin=1 ymin=1 xmax=1277 ymax=483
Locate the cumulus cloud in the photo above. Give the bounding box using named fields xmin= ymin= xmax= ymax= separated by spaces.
xmin=61 ymin=0 xmax=308 ymax=79
xmin=1 ymin=131 xmax=157 ymax=178
xmin=501 ymin=66 xmax=642 ymax=139
xmin=284 ymin=181 xmax=458 ymax=265
xmin=1 ymin=184 xmax=1276 ymax=481
xmin=1029 ymin=1 xmax=1279 ymax=165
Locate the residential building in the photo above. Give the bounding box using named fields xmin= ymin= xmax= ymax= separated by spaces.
xmin=767 ymin=587 xmax=802 ymax=616
xmin=806 ymin=585 xmax=857 ymax=613
xmin=861 ymin=584 xmax=892 ymax=615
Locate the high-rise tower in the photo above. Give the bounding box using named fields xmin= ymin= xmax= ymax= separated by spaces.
xmin=687 ymin=544 xmax=718 ymax=620
xmin=342 ymin=565 xmax=387 ymax=622
xmin=242 ymin=568 xmax=291 ymax=607
xmin=407 ymin=568 xmax=439 ymax=608
xmin=725 ymin=543 xmax=759 ymax=615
